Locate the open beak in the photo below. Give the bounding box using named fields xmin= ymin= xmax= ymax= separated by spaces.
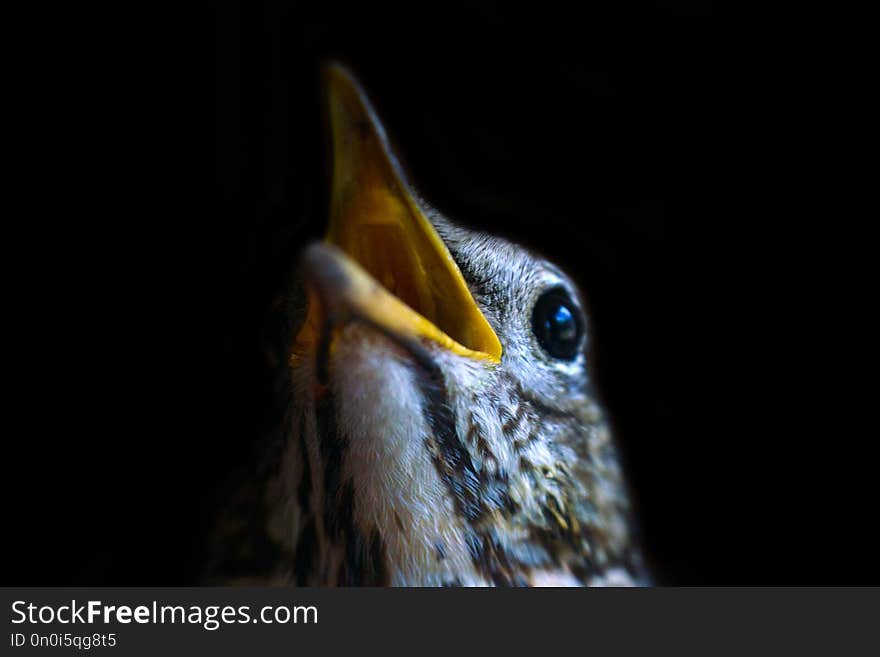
xmin=294 ymin=63 xmax=502 ymax=364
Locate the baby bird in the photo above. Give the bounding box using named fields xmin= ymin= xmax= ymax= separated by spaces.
xmin=208 ymin=63 xmax=645 ymax=587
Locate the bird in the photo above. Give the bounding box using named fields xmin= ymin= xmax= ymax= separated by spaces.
xmin=205 ymin=63 xmax=646 ymax=587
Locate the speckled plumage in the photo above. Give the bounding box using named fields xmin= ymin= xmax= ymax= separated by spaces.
xmin=206 ymin=70 xmax=646 ymax=587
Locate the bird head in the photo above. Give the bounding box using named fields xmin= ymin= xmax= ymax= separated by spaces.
xmin=282 ymin=64 xmax=643 ymax=586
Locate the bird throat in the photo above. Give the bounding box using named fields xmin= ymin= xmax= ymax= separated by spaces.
xmin=280 ymin=344 xmax=640 ymax=586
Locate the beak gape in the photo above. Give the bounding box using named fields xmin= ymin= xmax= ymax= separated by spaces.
xmin=295 ymin=64 xmax=502 ymax=365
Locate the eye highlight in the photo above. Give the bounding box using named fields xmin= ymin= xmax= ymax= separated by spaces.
xmin=531 ymin=287 xmax=583 ymax=360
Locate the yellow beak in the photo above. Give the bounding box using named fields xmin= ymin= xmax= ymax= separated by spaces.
xmin=294 ymin=64 xmax=502 ymax=364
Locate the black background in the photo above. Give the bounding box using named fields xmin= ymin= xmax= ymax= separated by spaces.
xmin=6 ymin=2 xmax=871 ymax=585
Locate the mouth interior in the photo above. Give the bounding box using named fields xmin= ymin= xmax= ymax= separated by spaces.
xmin=328 ymin=208 xmax=493 ymax=358
xmin=353 ymin=223 xmax=438 ymax=326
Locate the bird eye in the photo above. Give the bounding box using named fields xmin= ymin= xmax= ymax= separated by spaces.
xmin=531 ymin=288 xmax=583 ymax=360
